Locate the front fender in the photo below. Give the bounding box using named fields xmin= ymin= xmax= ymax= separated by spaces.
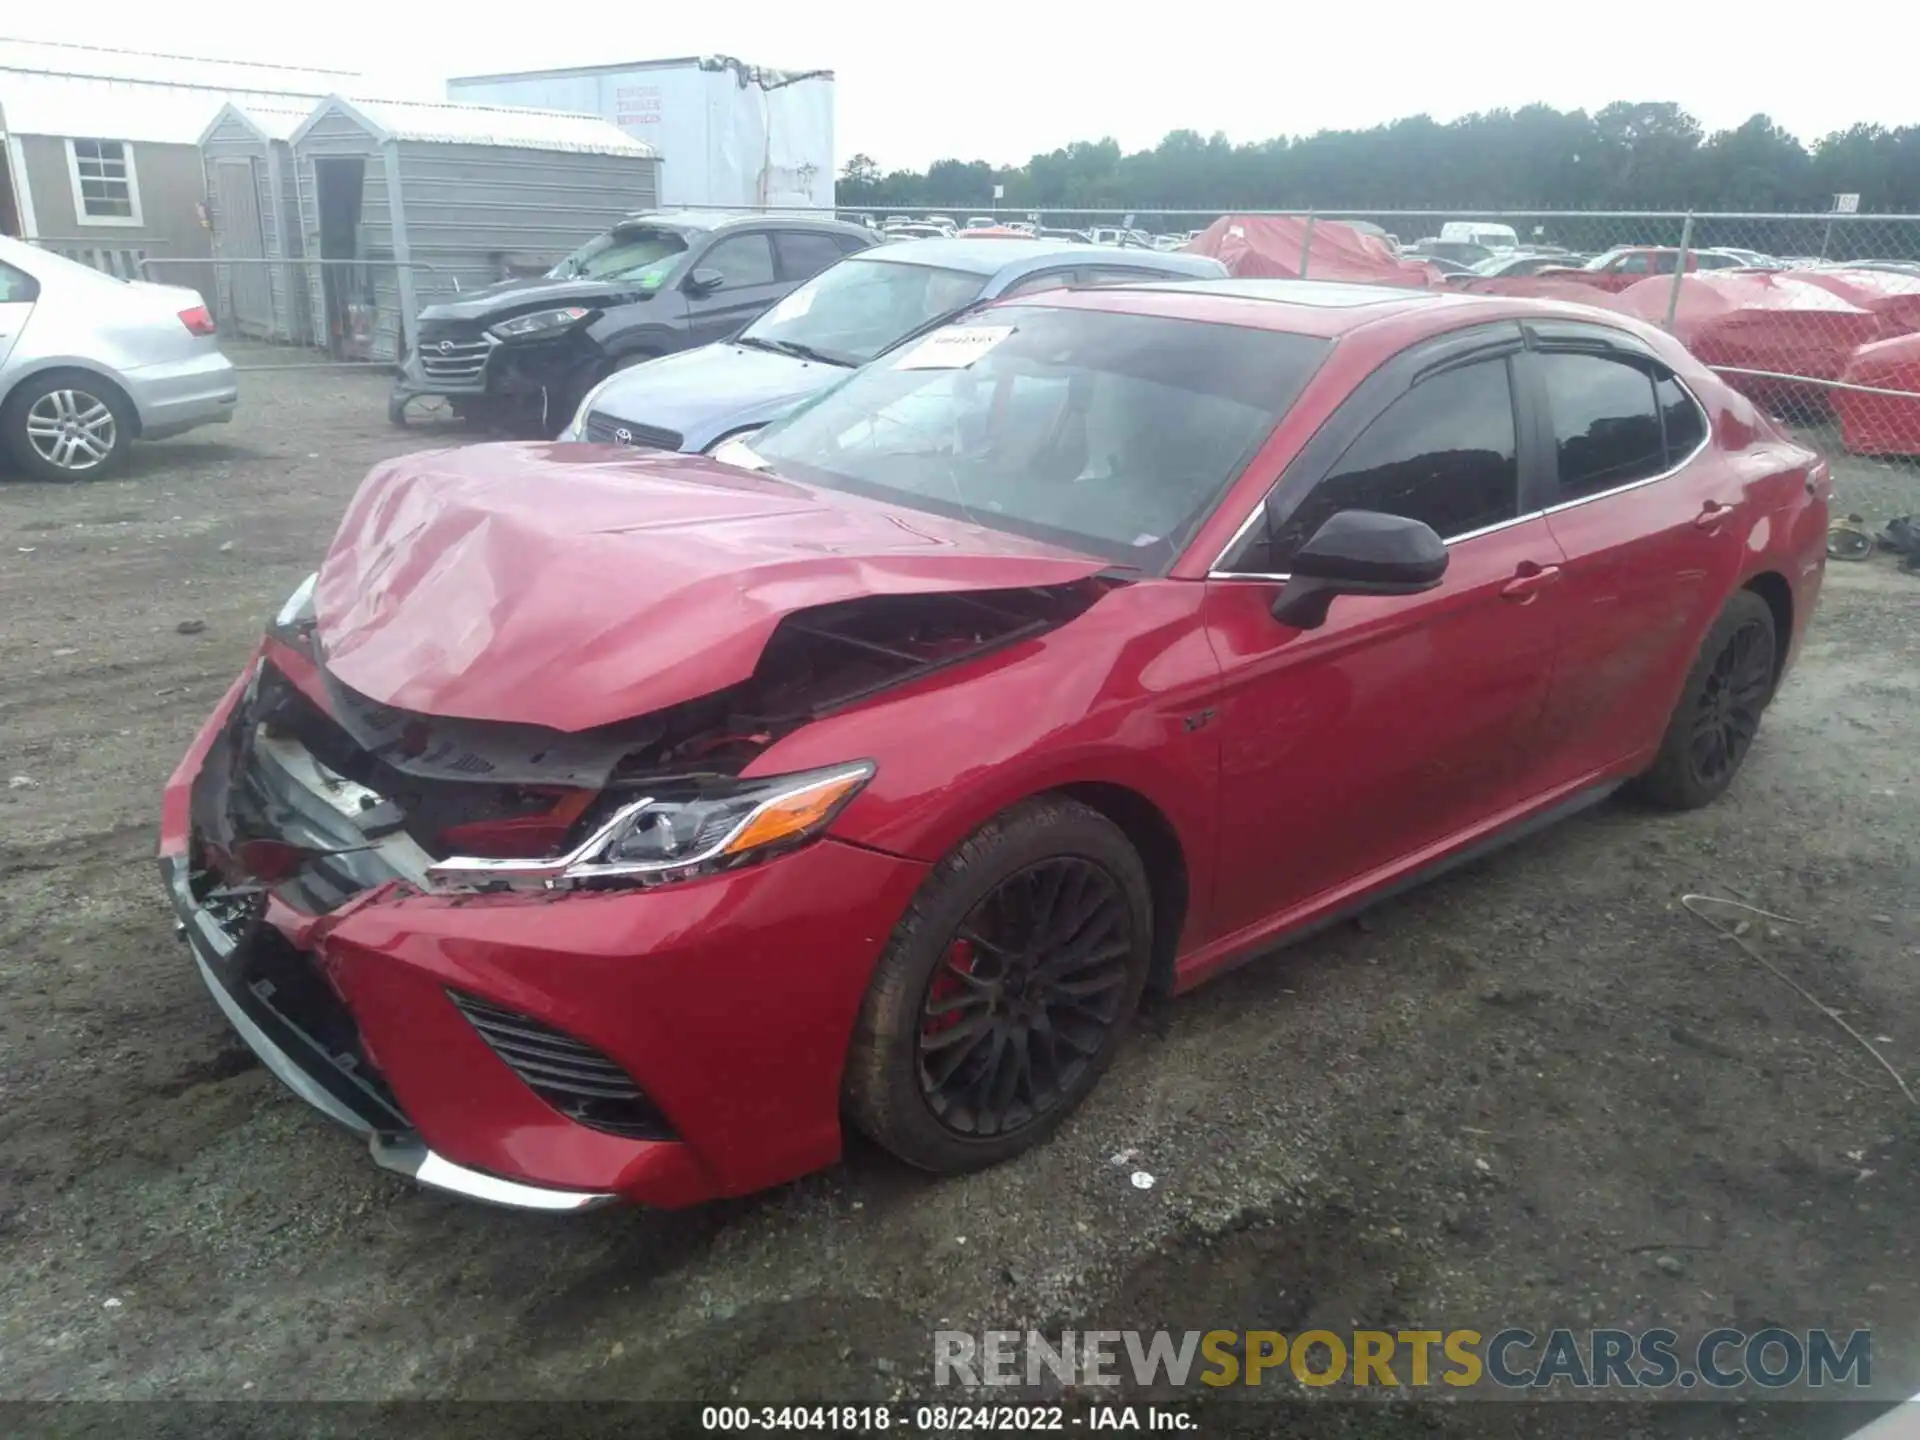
xmin=746 ymin=582 xmax=1224 ymax=908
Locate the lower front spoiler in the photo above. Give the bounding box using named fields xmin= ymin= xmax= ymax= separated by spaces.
xmin=162 ymin=853 xmax=614 ymax=1213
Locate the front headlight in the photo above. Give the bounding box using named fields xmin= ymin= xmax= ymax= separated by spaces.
xmin=425 ymin=761 xmax=874 ymax=893
xmin=488 ymin=306 xmax=593 ymax=341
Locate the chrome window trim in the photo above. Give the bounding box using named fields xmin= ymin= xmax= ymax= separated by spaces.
xmin=1206 ymin=508 xmax=1547 ymax=582
xmin=1202 ymin=365 xmax=1711 ymax=582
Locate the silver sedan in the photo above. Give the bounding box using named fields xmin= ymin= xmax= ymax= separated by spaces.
xmin=0 ymin=236 xmax=238 ymax=481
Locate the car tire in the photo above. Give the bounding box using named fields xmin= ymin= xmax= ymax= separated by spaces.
xmin=843 ymin=796 xmax=1153 ymax=1174
xmin=2 ymin=371 xmax=135 ymax=482
xmin=1633 ymin=589 xmax=1777 ymax=810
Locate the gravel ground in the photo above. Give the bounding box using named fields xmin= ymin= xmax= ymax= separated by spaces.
xmin=0 ymin=356 xmax=1916 ymax=1437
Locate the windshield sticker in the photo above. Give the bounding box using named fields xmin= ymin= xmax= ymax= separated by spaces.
xmin=639 ymin=273 xmax=665 ymax=289
xmin=894 ymin=325 xmax=1016 ymax=371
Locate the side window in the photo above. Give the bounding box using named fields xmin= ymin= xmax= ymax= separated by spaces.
xmin=0 ymin=261 xmax=40 ymax=303
xmin=774 ymin=231 xmax=847 ymax=282
xmin=1615 ymin=252 xmax=1651 ymax=275
xmin=834 ymin=232 xmax=873 ymax=254
xmin=1268 ymin=358 xmax=1519 ymax=567
xmin=699 ymin=233 xmax=777 ymax=289
xmin=999 ymin=268 xmax=1078 ymax=298
xmin=1085 ymin=266 xmax=1169 ymax=286
xmin=1656 ymin=373 xmax=1708 ymax=460
xmin=1538 ymin=352 xmax=1666 ymax=499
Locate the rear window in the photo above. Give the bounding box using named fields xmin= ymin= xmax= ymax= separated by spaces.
xmin=1656 ymin=373 xmax=1708 ymax=458
xmin=1539 ymin=352 xmax=1697 ymax=498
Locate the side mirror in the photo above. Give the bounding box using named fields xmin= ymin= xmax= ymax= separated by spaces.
xmin=685 ymin=267 xmax=725 ymax=296
xmin=1269 ymin=509 xmax=1448 ymax=629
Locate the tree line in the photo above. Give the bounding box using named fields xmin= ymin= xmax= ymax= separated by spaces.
xmin=837 ymin=104 xmax=1920 ymax=217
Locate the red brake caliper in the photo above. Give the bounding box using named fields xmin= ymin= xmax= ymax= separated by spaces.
xmin=924 ymin=937 xmax=976 ymax=1035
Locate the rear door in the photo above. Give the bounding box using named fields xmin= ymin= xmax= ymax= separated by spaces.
xmin=1200 ymin=325 xmax=1568 ymax=942
xmin=0 ymin=258 xmax=37 ymax=367
xmin=683 ymin=230 xmax=786 ymax=344
xmin=1517 ymin=323 xmax=1750 ymax=783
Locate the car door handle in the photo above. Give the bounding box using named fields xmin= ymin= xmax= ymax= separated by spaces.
xmin=1499 ymin=563 xmax=1562 ymax=601
xmin=1694 ymin=501 xmax=1732 ymax=530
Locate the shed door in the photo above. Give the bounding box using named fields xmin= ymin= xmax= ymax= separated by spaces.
xmin=216 ymin=159 xmax=273 ymax=338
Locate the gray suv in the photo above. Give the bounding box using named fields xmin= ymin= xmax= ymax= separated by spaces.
xmin=391 ymin=212 xmax=874 ymax=431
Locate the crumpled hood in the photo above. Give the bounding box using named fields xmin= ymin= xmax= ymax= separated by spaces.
xmin=589 ymin=342 xmax=843 ymax=449
xmin=416 ymin=275 xmax=644 ymax=323
xmin=313 ymin=443 xmax=1106 ymax=731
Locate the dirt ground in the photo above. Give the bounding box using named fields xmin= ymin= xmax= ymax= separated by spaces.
xmin=0 ymin=354 xmax=1916 ymax=1437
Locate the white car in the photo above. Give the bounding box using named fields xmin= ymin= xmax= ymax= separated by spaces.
xmin=1440 ymin=221 xmax=1520 ymax=253
xmin=0 ymin=236 xmax=237 ymax=481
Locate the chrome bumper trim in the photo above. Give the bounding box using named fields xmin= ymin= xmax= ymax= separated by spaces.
xmin=368 ymin=1135 xmax=616 ymax=1212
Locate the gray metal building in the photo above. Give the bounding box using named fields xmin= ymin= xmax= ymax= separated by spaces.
xmin=0 ymin=39 xmax=360 ymax=298
xmin=199 ymin=101 xmax=315 ymax=344
xmin=288 ymin=95 xmax=660 ymax=362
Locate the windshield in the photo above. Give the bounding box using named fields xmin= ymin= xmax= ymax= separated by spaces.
xmin=744 ymin=305 xmax=1329 ymax=570
xmin=741 ymin=258 xmax=989 ymax=367
xmin=551 ymin=226 xmax=689 ymax=284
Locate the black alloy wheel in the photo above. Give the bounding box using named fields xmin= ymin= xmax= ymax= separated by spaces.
xmin=1635 ymin=588 xmax=1778 ymax=810
xmin=916 ymin=857 xmax=1134 ymax=1139
xmin=1688 ymin=616 xmax=1773 ymax=788
xmin=843 ymin=796 xmax=1153 ymax=1173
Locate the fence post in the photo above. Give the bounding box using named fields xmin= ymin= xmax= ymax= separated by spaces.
xmin=1300 ymin=210 xmax=1316 ymax=280
xmin=1663 ymin=212 xmax=1695 ymax=332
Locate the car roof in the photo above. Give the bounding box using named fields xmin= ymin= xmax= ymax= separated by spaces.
xmin=613 ymin=210 xmax=869 ymax=237
xmin=1016 ymin=275 xmax=1658 ymax=342
xmin=857 ymin=236 xmax=1218 ymax=279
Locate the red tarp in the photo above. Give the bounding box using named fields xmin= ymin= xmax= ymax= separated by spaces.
xmin=1791 ymin=267 xmax=1920 ymax=340
xmin=1186 ymin=215 xmax=1439 ymax=288
xmin=1836 ymin=332 xmax=1920 ymax=456
xmin=1614 ymin=272 xmax=1884 ymax=409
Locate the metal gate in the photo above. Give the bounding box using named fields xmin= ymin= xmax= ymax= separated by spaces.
xmin=214 ymin=159 xmax=274 ymax=338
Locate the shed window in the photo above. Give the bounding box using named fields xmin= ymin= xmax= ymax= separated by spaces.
xmin=65 ymin=139 xmax=142 ymax=226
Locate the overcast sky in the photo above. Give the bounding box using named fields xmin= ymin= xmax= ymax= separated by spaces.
xmin=12 ymin=4 xmax=1918 ymax=170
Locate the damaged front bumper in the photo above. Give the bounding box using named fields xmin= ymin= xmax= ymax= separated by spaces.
xmin=160 ymin=851 xmax=613 ymax=1212
xmin=158 ymin=653 xmax=930 ymax=1210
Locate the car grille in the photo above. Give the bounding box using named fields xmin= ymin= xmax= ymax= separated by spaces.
xmin=419 ymin=336 xmax=493 ymax=383
xmin=449 ymin=991 xmax=677 ymax=1141
xmin=583 ymin=410 xmax=683 ymax=450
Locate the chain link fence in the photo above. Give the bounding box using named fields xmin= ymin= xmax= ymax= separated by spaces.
xmin=839 ymin=206 xmax=1920 ymax=463
xmin=33 ymin=208 xmax=1920 ymax=459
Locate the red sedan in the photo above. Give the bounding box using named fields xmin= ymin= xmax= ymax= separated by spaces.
xmin=161 ymin=279 xmax=1828 ymax=1211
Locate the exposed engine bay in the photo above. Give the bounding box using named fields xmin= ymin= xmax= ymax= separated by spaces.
xmin=199 ymin=581 xmax=1105 ymax=895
